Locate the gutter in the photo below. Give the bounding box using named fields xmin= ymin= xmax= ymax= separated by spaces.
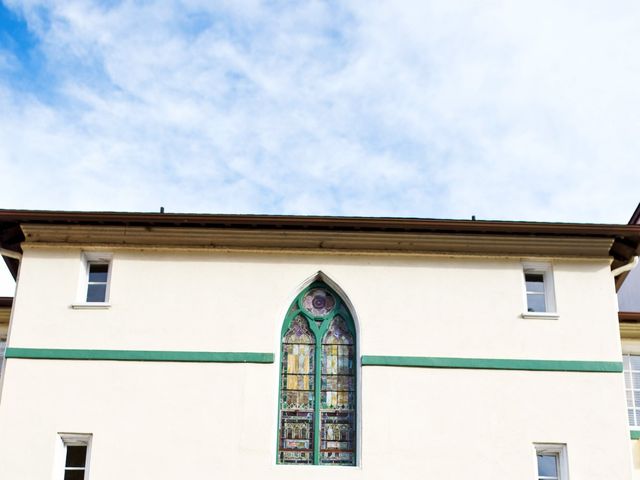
xmin=612 ymin=256 xmax=639 ymax=277
xmin=0 ymin=248 xmax=22 ymax=261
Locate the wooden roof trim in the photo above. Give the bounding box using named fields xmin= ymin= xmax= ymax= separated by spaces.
xmin=620 ymin=312 xmax=640 ymax=323
xmin=20 ymin=224 xmax=616 ymax=258
xmin=1 ymin=208 xmax=640 ymax=237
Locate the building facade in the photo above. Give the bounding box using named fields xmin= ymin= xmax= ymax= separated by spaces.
xmin=0 ymin=210 xmax=639 ymax=479
xmin=0 ymin=297 xmax=9 ymax=381
xmin=618 ymin=203 xmax=640 ymax=479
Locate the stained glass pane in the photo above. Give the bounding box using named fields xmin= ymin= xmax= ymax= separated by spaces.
xmin=302 ymin=289 xmax=336 ymax=317
xmin=320 ymin=316 xmax=356 ymax=465
xmin=283 ymin=316 xmax=315 ymax=345
xmin=279 ymin=316 xmax=315 ymax=464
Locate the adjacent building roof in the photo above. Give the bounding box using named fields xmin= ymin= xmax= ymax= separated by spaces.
xmin=629 ymin=203 xmax=640 ymax=226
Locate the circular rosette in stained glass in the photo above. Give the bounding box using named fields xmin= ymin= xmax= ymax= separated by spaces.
xmin=302 ymin=288 xmax=336 ymax=317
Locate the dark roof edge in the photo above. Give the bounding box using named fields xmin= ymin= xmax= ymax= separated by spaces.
xmin=620 ymin=312 xmax=640 ymax=322
xmin=0 ymin=297 xmax=13 ymax=308
xmin=1 ymin=208 xmax=639 ymax=237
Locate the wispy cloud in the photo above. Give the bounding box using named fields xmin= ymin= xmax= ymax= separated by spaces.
xmin=0 ymin=0 xmax=639 ymax=226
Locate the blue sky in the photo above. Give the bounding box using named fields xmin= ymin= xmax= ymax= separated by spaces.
xmin=1 ymin=1 xmax=640 ymax=294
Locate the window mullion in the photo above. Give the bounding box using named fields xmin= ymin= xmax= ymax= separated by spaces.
xmin=313 ymin=317 xmax=328 ymax=465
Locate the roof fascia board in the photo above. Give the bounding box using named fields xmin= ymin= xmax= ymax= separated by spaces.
xmin=20 ymin=224 xmax=615 ymax=258
xmin=620 ymin=322 xmax=640 ymax=340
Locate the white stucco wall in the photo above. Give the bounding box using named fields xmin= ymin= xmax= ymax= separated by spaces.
xmin=0 ymin=360 xmax=632 ymax=480
xmin=0 ymin=246 xmax=631 ymax=479
xmin=6 ymin=247 xmax=622 ymax=360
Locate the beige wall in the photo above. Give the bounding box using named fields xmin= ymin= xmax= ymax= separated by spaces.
xmin=0 ymin=360 xmax=632 ymax=480
xmin=8 ymin=247 xmax=621 ymax=360
xmin=0 ymin=246 xmax=631 ymax=479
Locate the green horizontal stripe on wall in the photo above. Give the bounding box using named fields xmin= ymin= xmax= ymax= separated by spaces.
xmin=5 ymin=348 xmax=274 ymax=364
xmin=631 ymin=431 xmax=640 ymax=440
xmin=361 ymin=355 xmax=622 ymax=373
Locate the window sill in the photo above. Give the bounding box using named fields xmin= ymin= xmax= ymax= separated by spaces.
xmin=71 ymin=303 xmax=111 ymax=310
xmin=521 ymin=312 xmax=559 ymax=320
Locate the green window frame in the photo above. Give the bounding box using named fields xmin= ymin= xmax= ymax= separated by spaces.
xmin=277 ymin=281 xmax=357 ymax=466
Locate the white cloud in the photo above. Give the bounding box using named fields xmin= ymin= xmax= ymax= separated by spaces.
xmin=0 ymin=0 xmax=639 ymax=224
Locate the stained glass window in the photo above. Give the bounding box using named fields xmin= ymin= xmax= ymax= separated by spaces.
xmin=277 ymin=283 xmax=357 ymax=466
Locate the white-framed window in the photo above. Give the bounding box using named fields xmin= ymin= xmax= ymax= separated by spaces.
xmin=535 ymin=443 xmax=568 ymax=480
xmin=73 ymin=253 xmax=112 ymax=308
xmin=522 ymin=262 xmax=557 ymax=319
xmin=86 ymin=262 xmax=109 ymax=302
xmin=58 ymin=433 xmax=91 ymax=480
xmin=623 ymin=354 xmax=640 ymax=428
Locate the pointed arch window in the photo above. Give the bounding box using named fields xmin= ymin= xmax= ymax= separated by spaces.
xmin=277 ymin=282 xmax=357 ymax=466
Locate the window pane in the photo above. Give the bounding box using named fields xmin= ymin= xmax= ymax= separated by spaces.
xmin=631 ymin=355 xmax=640 ymax=371
xmin=278 ymin=316 xmax=315 ymax=465
xmin=64 ymin=470 xmax=85 ymax=480
xmin=65 ymin=446 xmax=87 ymax=467
xmin=537 ymin=454 xmax=558 ymax=476
xmin=86 ymin=284 xmax=107 ymax=302
xmin=88 ymin=264 xmax=108 ymax=282
xmin=525 ymin=273 xmax=545 ymax=293
xmin=320 ymin=316 xmax=356 ymax=466
xmin=527 ymin=293 xmax=546 ymax=312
